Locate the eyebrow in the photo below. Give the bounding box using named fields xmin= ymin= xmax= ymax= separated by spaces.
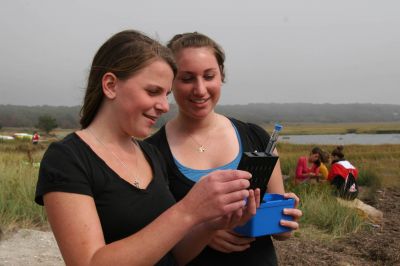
xmin=179 ymin=68 xmax=218 ymax=74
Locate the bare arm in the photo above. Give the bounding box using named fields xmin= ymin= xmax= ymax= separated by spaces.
xmin=45 ymin=192 xmax=198 ymax=266
xmin=45 ymin=169 xmax=251 ymax=266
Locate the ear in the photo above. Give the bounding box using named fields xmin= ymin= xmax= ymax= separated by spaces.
xmin=102 ymin=72 xmax=118 ymax=99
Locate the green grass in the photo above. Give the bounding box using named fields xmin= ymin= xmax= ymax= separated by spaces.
xmin=0 ymin=141 xmax=48 ymax=232
xmin=278 ymin=143 xmax=400 ymax=188
xmin=262 ymin=122 xmax=400 ymax=135
xmin=279 ymin=143 xmax=400 ymax=240
xmin=1 ymin=130 xmax=399 ymax=240
xmin=285 ymin=182 xmax=367 ymax=239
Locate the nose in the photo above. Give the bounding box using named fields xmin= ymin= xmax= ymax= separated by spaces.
xmin=193 ymin=78 xmax=207 ymax=97
xmin=155 ymin=95 xmax=170 ymax=113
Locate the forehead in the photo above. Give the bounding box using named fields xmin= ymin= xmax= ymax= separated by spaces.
xmin=175 ymin=47 xmax=218 ymax=69
xmin=129 ymin=59 xmax=174 ymax=86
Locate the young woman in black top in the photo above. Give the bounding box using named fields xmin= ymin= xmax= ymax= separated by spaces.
xmin=35 ymin=30 xmax=259 ymax=266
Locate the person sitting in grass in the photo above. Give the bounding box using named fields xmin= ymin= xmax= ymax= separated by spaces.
xmin=328 ymin=145 xmax=359 ymax=200
xmin=316 ymin=150 xmax=330 ymax=181
xmin=295 ymin=147 xmax=323 ymax=184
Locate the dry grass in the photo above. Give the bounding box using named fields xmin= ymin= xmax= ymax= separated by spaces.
xmin=262 ymin=122 xmax=400 ymax=135
xmin=1 ymin=124 xmax=399 ymax=236
xmin=278 ymin=143 xmax=400 ymax=188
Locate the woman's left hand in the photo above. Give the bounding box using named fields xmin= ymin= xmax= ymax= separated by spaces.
xmin=206 ymin=188 xmax=261 ymax=230
xmin=272 ymin=192 xmax=302 ymax=241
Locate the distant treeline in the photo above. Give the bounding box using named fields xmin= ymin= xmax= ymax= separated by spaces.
xmin=1 ymin=103 xmax=399 ymax=129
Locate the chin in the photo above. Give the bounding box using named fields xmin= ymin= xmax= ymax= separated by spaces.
xmin=136 ymin=130 xmax=151 ymax=139
xmin=129 ymin=125 xmax=151 ymax=139
xmin=192 ymin=109 xmax=213 ymax=119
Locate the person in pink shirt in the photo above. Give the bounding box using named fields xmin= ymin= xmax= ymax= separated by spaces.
xmin=295 ymin=147 xmax=323 ymax=184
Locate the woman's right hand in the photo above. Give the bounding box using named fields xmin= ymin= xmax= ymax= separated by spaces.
xmin=178 ymin=170 xmax=251 ymax=225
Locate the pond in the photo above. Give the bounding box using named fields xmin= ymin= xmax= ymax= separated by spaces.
xmin=279 ymin=134 xmax=400 ymax=145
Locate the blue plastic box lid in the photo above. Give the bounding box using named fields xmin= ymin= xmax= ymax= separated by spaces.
xmin=234 ymin=193 xmax=295 ymax=237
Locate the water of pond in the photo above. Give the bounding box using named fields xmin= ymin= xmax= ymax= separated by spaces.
xmin=280 ymin=134 xmax=400 ymax=145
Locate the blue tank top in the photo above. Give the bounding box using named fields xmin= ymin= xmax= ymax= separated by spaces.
xmin=173 ymin=124 xmax=243 ymax=182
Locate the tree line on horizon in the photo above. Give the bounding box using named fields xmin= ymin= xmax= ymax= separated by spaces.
xmin=0 ymin=103 xmax=399 ymax=129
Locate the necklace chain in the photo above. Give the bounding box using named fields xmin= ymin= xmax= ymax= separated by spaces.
xmin=87 ymin=128 xmax=140 ymax=188
xmin=188 ymin=134 xmax=208 ymax=153
xmin=186 ymin=118 xmax=217 ymax=153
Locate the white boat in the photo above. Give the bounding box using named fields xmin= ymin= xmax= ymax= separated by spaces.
xmin=0 ymin=135 xmax=15 ymax=140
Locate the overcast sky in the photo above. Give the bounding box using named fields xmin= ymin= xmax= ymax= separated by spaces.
xmin=1 ymin=0 xmax=399 ymax=106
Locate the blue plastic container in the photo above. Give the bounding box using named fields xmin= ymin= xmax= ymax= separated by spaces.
xmin=234 ymin=193 xmax=295 ymax=237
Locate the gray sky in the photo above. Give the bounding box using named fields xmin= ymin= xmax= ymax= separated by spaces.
xmin=1 ymin=0 xmax=399 ymax=106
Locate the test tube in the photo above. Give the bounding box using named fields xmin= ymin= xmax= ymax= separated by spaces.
xmin=265 ymin=123 xmax=283 ymax=155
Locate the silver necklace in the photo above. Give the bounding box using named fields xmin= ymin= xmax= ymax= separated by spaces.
xmin=186 ymin=119 xmax=217 ymax=153
xmin=188 ymin=134 xmax=208 ymax=153
xmin=87 ymin=128 xmax=140 ymax=188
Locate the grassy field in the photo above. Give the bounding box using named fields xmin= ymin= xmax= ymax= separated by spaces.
xmin=0 ymin=141 xmax=48 ymax=232
xmin=3 ymin=121 xmax=400 ymax=138
xmin=0 ymin=124 xmax=399 ymax=239
xmin=278 ymin=143 xmax=400 ymax=188
xmin=276 ymin=142 xmax=399 ymax=238
xmin=262 ymin=121 xmax=400 ymax=135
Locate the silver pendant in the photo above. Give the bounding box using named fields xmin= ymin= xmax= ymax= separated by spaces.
xmin=198 ymin=145 xmax=206 ymax=152
xmin=133 ymin=180 xmax=140 ymax=188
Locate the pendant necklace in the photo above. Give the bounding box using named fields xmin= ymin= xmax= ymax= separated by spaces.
xmin=87 ymin=128 xmax=140 ymax=188
xmin=187 ymin=119 xmax=216 ymax=153
xmin=189 ymin=134 xmax=208 ymax=153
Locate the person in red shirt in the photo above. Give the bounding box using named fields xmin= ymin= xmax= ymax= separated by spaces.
xmin=328 ymin=145 xmax=358 ymax=191
xmin=295 ymin=147 xmax=323 ymax=184
xmin=32 ymin=132 xmax=40 ymax=145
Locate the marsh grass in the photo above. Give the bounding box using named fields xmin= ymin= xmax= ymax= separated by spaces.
xmin=0 ymin=132 xmax=399 ymax=239
xmin=263 ymin=122 xmax=400 ymax=135
xmin=286 ymin=182 xmax=367 ymax=239
xmin=0 ymin=142 xmax=47 ymax=233
xmin=279 ymin=143 xmax=399 ymax=239
xmin=278 ymin=143 xmax=400 ymax=188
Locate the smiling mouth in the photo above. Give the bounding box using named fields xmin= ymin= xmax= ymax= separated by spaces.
xmin=190 ymin=98 xmax=209 ymax=104
xmin=144 ymin=114 xmax=158 ymax=122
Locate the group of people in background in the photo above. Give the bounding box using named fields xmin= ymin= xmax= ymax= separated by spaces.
xmin=295 ymin=145 xmax=359 ymax=199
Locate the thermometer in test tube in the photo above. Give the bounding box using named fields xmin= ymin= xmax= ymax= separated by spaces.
xmin=265 ymin=123 xmax=283 ymax=155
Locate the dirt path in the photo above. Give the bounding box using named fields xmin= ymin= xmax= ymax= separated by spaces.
xmin=1 ymin=188 xmax=399 ymax=265
xmin=0 ymin=229 xmax=62 ymax=266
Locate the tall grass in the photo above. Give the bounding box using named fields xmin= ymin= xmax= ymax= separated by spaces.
xmin=263 ymin=122 xmax=400 ymax=135
xmin=0 ymin=137 xmax=399 ymax=239
xmin=278 ymin=143 xmax=400 ymax=187
xmin=279 ymin=143 xmax=400 ymax=239
xmin=0 ymin=141 xmax=47 ymax=233
xmin=286 ymin=182 xmax=367 ymax=238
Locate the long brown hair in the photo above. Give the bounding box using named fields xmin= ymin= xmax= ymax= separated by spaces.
xmin=80 ymin=30 xmax=176 ymax=128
